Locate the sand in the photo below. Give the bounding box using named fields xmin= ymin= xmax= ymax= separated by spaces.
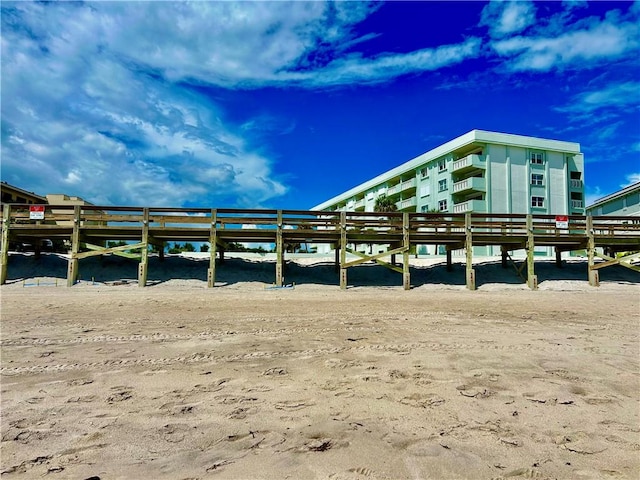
xmin=1 ymin=253 xmax=639 ymax=479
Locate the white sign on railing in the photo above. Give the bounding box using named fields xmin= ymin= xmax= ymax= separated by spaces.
xmin=555 ymin=215 xmax=568 ymax=229
xmin=29 ymin=205 xmax=45 ymax=220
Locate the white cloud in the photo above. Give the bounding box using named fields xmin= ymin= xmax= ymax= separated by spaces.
xmin=0 ymin=1 xmax=485 ymax=208
xmin=621 ymin=173 xmax=640 ymax=187
xmin=572 ymin=82 xmax=640 ymax=112
xmin=480 ymin=1 xmax=537 ymax=38
xmin=488 ymin=4 xmax=639 ymax=72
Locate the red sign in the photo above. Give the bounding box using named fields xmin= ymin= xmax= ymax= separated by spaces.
xmin=555 ymin=215 xmax=568 ymax=229
xmin=29 ymin=205 xmax=45 ymax=220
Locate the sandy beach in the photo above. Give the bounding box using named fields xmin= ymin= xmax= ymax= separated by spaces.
xmin=1 ymin=252 xmax=639 ymax=479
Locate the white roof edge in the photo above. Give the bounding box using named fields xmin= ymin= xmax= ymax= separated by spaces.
xmin=311 ymin=129 xmax=581 ymax=210
xmin=586 ymin=181 xmax=640 ymax=209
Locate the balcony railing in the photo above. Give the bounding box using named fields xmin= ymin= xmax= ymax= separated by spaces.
xmin=452 ymin=154 xmax=485 ymax=173
xmin=571 ymin=200 xmax=584 ymax=209
xmin=400 ymin=178 xmax=416 ymax=192
xmin=354 ymin=198 xmax=365 ymax=209
xmin=386 ymin=184 xmax=402 ymax=196
xmin=570 ymin=179 xmax=582 ymax=189
xmin=453 ymin=176 xmax=486 ymax=194
xmin=397 ymin=196 xmax=417 ymax=210
xmin=453 ymin=199 xmax=486 ymax=214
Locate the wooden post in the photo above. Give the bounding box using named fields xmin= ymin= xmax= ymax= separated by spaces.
xmin=465 ymin=213 xmax=475 ymax=290
xmin=0 ymin=204 xmax=10 ymax=285
xmin=403 ymin=212 xmax=410 ymax=290
xmin=526 ymin=215 xmax=537 ymax=290
xmin=586 ymin=216 xmax=599 ymax=286
xmin=67 ymin=205 xmax=81 ymax=287
xmin=340 ymin=211 xmax=347 ymax=289
xmin=501 ymin=246 xmax=508 ymax=268
xmin=446 ymin=247 xmax=452 ymax=272
xmin=138 ymin=208 xmax=149 ymax=287
xmin=334 ymin=245 xmax=340 ymax=272
xmin=555 ymin=247 xmax=562 ymax=268
xmin=207 ymin=209 xmax=217 ymax=288
xmin=159 ymin=243 xmax=164 ymax=262
xmin=276 ymin=210 xmax=283 ymax=287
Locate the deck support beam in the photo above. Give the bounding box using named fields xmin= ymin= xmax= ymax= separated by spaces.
xmin=275 ymin=210 xmax=284 ymax=287
xmin=340 ymin=212 xmax=347 ymax=289
xmin=67 ymin=205 xmax=81 ymax=287
xmin=138 ymin=208 xmax=149 ymax=287
xmin=1 ymin=205 xmax=10 ymax=285
xmin=555 ymin=247 xmax=562 ymax=268
xmin=526 ymin=215 xmax=537 ymax=290
xmin=403 ymin=213 xmax=410 ymax=290
xmin=587 ymin=216 xmax=600 ymax=286
xmin=207 ymin=209 xmax=217 ymax=288
xmin=465 ymin=213 xmax=475 ymax=290
xmin=446 ymin=247 xmax=453 ymax=272
xmin=501 ymin=246 xmax=508 ymax=268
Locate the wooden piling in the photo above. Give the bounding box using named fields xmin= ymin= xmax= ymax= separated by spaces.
xmin=526 ymin=215 xmax=537 ymax=290
xmin=138 ymin=208 xmax=149 ymax=287
xmin=207 ymin=209 xmax=217 ymax=288
xmin=66 ymin=205 xmax=81 ymax=287
xmin=340 ymin=211 xmax=347 ymax=289
xmin=587 ymin=216 xmax=599 ymax=287
xmin=276 ymin=210 xmax=283 ymax=287
xmin=403 ymin=213 xmax=410 ymax=290
xmin=1 ymin=205 xmax=10 ymax=285
xmin=465 ymin=213 xmax=475 ymax=290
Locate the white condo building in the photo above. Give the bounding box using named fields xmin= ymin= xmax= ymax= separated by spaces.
xmin=312 ymin=130 xmax=585 ymax=255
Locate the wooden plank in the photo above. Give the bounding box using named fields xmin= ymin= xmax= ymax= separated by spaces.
xmin=343 ymin=245 xmax=409 ymax=268
xmin=345 ymin=248 xmax=404 ymax=274
xmin=591 ymin=251 xmax=640 ymax=273
xmin=75 ymin=242 xmax=146 ymax=260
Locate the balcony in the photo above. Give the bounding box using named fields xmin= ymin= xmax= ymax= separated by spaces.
xmin=400 ymin=178 xmax=417 ymax=193
xmin=571 ymin=199 xmax=584 ymax=209
xmin=453 ymin=199 xmax=486 ymax=214
xmin=452 ymin=176 xmax=486 ymax=194
xmin=452 ymin=154 xmax=485 ymax=173
xmin=386 ymin=183 xmax=402 ymax=197
xmin=570 ymin=179 xmax=582 ymax=189
xmin=397 ymin=196 xmax=417 ymax=211
xmin=354 ymin=198 xmax=365 ymax=211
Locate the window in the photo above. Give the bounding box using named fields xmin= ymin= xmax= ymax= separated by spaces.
xmin=420 ymin=205 xmax=429 ymax=213
xmin=531 ymin=196 xmax=544 ymax=208
xmin=438 ymin=200 xmax=448 ymax=212
xmin=420 ymin=167 xmax=429 ymax=178
xmin=531 ymin=173 xmax=543 ymax=185
xmin=530 ymin=152 xmax=544 ymax=164
xmin=438 ymin=179 xmax=447 ymax=192
xmin=438 ymin=160 xmax=447 ymax=172
xmin=419 ymin=184 xmax=430 ymax=197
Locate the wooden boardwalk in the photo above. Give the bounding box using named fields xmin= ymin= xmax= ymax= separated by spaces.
xmin=1 ymin=204 xmax=639 ymax=289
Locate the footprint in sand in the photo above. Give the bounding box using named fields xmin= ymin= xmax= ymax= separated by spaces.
xmin=274 ymin=399 xmax=314 ymax=411
xmin=400 ymin=393 xmax=445 ymax=408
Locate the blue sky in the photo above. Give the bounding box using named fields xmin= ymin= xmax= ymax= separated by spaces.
xmin=2 ymin=1 xmax=639 ymax=210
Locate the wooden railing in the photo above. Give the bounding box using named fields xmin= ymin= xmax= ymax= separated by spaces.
xmin=2 ymin=204 xmax=640 ymax=240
